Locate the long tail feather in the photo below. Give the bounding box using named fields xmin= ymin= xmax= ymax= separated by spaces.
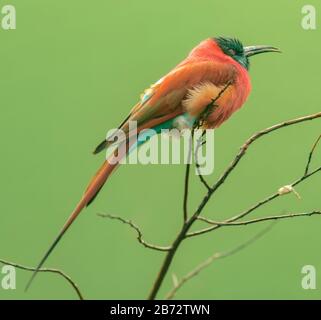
xmin=93 ymin=140 xmax=108 ymax=154
xmin=26 ymin=112 xmax=174 ymax=291
xmin=25 ymin=153 xmax=121 ymax=291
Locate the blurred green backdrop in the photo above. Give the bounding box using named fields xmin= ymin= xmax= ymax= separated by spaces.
xmin=0 ymin=0 xmax=320 ymax=300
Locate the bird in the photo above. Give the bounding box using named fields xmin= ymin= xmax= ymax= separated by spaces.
xmin=26 ymin=36 xmax=280 ymax=290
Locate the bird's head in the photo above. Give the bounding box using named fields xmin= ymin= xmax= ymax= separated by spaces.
xmin=214 ymin=37 xmax=280 ymax=70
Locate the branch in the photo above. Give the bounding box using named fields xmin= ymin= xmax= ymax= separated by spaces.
xmin=198 ymin=210 xmax=321 ymax=227
xmin=147 ymin=111 xmax=321 ymax=299
xmin=165 ymin=222 xmax=276 ymax=299
xmin=187 ymin=165 xmax=321 ymax=237
xmin=304 ymin=134 xmax=321 ymax=175
xmin=0 ymin=258 xmax=83 ymax=300
xmin=98 ymin=213 xmax=171 ymax=251
xmin=183 ymin=133 xmax=193 ymax=222
xmin=195 ymin=131 xmax=212 ymax=191
xmin=189 ymin=131 xmax=321 ymax=236
xmin=209 ymin=112 xmax=321 ymax=196
xmin=192 ymin=83 xmax=232 ymax=192
xmin=187 ymin=114 xmax=321 ymax=238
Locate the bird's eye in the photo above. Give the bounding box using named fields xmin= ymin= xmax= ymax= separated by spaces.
xmin=228 ymin=49 xmax=236 ymax=55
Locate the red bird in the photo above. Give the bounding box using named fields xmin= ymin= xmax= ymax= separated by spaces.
xmin=26 ymin=37 xmax=280 ymax=289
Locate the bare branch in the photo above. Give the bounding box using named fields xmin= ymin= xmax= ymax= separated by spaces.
xmin=182 ymin=81 xmax=231 ymax=221
xmin=98 ymin=213 xmax=171 ymax=251
xmin=198 ymin=210 xmax=321 ymax=227
xmin=195 ymin=132 xmax=212 ymax=191
xmin=209 ymin=112 xmax=321 ymax=197
xmin=187 ymin=165 xmax=321 ymax=237
xmin=304 ymin=134 xmax=321 ymax=175
xmin=183 ymin=133 xmax=193 ymax=223
xmin=165 ymin=222 xmax=276 ymax=299
xmin=192 ymin=83 xmax=232 ymax=192
xmin=148 ymin=111 xmax=321 ymax=299
xmin=0 ymin=258 xmax=83 ymax=300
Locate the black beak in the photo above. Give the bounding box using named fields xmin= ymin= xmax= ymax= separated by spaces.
xmin=244 ymin=45 xmax=281 ymax=57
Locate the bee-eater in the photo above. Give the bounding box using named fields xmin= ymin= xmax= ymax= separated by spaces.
xmin=26 ymin=37 xmax=280 ymax=290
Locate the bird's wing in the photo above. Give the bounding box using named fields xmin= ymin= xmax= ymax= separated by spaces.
xmin=93 ymin=60 xmax=236 ymax=154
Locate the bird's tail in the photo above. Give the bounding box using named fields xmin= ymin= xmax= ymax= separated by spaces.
xmin=25 ymin=147 xmax=124 ymax=291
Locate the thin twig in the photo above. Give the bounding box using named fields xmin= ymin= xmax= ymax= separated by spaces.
xmin=196 ymin=82 xmax=232 ymax=128
xmin=188 ymin=131 xmax=321 ymax=237
xmin=165 ymin=222 xmax=276 ymax=299
xmin=192 ymin=83 xmax=231 ymax=191
xmin=209 ymin=112 xmax=321 ymax=197
xmin=183 ymin=163 xmax=191 ymax=222
xmin=195 ymin=132 xmax=212 ymax=191
xmin=198 ymin=210 xmax=321 ymax=226
xmin=187 ymin=165 xmax=321 ymax=237
xmin=186 ymin=131 xmax=321 ymax=237
xmin=0 ymin=258 xmax=83 ymax=300
xmin=98 ymin=213 xmax=171 ymax=251
xmin=183 ymin=131 xmax=193 ymax=222
xmin=304 ymin=134 xmax=321 ymax=175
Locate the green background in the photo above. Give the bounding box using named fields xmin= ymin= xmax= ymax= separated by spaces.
xmin=0 ymin=0 xmax=320 ymax=299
